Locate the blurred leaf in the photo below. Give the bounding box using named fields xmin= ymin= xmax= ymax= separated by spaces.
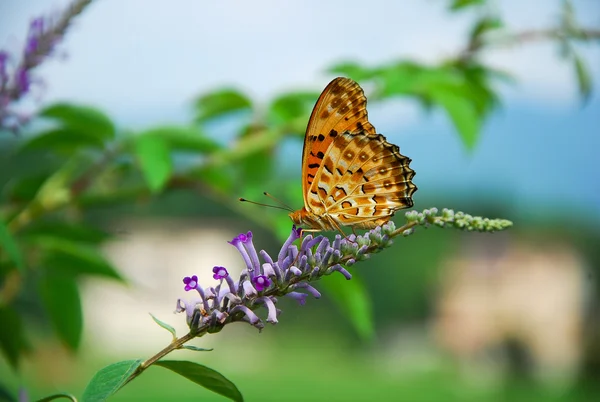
xmin=470 ymin=17 xmax=503 ymax=41
xmin=0 ymin=219 xmax=23 ymax=272
xmin=82 ymin=359 xmax=143 ymax=402
xmin=328 ymin=63 xmax=375 ymax=81
xmin=39 ymin=103 xmax=115 ymax=141
xmin=322 ymin=272 xmax=374 ymax=341
xmin=0 ymin=384 xmax=16 ymax=402
xmin=239 ymin=149 xmax=274 ymax=190
xmin=194 ymin=89 xmax=252 ymax=123
xmin=4 ymin=174 xmax=47 ymax=202
xmin=0 ymin=306 xmax=26 ymax=369
xmin=268 ymin=91 xmax=319 ymax=129
xmin=39 ymin=273 xmax=82 ymax=349
xmin=378 ymin=62 xmax=426 ymax=96
xmin=138 ymin=126 xmax=221 ymax=154
xmin=19 ymin=128 xmax=106 ymax=153
xmin=133 ymin=135 xmax=172 ymax=193
xmin=20 ymin=221 xmax=112 ymax=244
xmin=181 ymin=345 xmax=214 ymax=352
xmin=150 ymin=313 xmax=176 ymax=339
xmin=190 ymin=166 xmax=235 ymax=194
xmin=573 ymin=53 xmax=592 ymax=104
xmin=155 ymin=360 xmax=243 ymax=402
xmin=450 ymin=0 xmax=485 ymax=11
xmin=32 ymin=237 xmax=123 ymax=280
xmin=430 ymin=88 xmax=482 ymax=149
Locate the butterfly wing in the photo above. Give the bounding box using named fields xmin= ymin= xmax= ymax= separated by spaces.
xmin=301 ymin=77 xmax=376 ymax=203
xmin=312 ymin=130 xmax=417 ymax=229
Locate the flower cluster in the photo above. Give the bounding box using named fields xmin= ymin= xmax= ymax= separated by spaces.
xmin=0 ymin=0 xmax=92 ymax=131
xmin=175 ymin=208 xmax=513 ymax=334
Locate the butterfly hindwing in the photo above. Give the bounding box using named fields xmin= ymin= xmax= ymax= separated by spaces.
xmin=309 ymin=130 xmax=416 ymax=229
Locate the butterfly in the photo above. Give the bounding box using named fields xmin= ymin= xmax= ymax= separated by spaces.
xmin=288 ymin=77 xmax=417 ymax=232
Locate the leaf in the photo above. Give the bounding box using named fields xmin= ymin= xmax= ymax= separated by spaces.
xmin=133 ymin=135 xmax=172 ymax=192
xmin=150 ymin=314 xmax=176 ymax=339
xmin=450 ymin=0 xmax=485 ymax=11
xmin=181 ymin=345 xmax=214 ymax=352
xmin=20 ymin=221 xmax=112 ymax=244
xmin=0 ymin=306 xmax=26 ymax=369
xmin=573 ymin=53 xmax=592 ymax=104
xmin=137 ymin=126 xmax=221 ymax=154
xmin=267 ymin=91 xmax=320 ymax=130
xmin=321 ymin=273 xmax=374 ymax=341
xmin=19 ymin=128 xmax=106 ymax=153
xmin=155 ymin=360 xmax=243 ymax=402
xmin=39 ymin=273 xmax=83 ymax=350
xmin=430 ymin=88 xmax=482 ymax=149
xmin=191 ymin=166 xmax=234 ymax=194
xmin=328 ymin=62 xmax=375 ymax=81
xmin=0 ymin=219 xmax=24 ymax=271
xmin=470 ymin=17 xmax=503 ymax=41
xmin=81 ymin=359 xmax=143 ymax=402
xmin=194 ymin=89 xmax=252 ymax=123
xmin=33 ymin=237 xmax=123 ymax=280
xmin=39 ymin=103 xmax=115 ymax=141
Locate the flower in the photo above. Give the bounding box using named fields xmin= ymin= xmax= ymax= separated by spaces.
xmin=212 ymin=266 xmax=229 ymax=280
xmin=252 ymin=275 xmax=271 ymax=292
xmin=174 ymin=209 xmax=513 ymax=335
xmin=183 ymin=275 xmax=199 ymax=291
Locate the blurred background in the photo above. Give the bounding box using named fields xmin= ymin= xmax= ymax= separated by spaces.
xmin=1 ymin=0 xmax=599 ymax=401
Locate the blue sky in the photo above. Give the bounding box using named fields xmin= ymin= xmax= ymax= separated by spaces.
xmin=1 ymin=0 xmax=599 ymax=223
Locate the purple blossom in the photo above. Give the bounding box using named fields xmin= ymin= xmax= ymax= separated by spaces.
xmin=183 ymin=275 xmax=199 ymax=291
xmin=212 ymin=266 xmax=229 ymax=280
xmin=175 ymin=221 xmax=405 ymax=333
xmin=252 ymin=275 xmax=271 ymax=292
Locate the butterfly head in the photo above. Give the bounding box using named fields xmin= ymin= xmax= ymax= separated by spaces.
xmin=289 ymin=208 xmax=320 ymax=230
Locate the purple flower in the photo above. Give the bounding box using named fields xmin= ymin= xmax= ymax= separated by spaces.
xmin=252 ymin=275 xmax=271 ymax=292
xmin=228 ymin=231 xmax=252 ymax=246
xmin=183 ymin=275 xmax=199 ymax=291
xmin=212 ymin=266 xmax=229 ymax=280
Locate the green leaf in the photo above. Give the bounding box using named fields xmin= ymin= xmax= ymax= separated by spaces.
xmin=0 ymin=384 xmax=17 ymax=402
xmin=470 ymin=17 xmax=503 ymax=41
xmin=328 ymin=62 xmax=375 ymax=81
xmin=39 ymin=273 xmax=83 ymax=350
xmin=573 ymin=53 xmax=592 ymax=104
xmin=133 ymin=135 xmax=172 ymax=192
xmin=19 ymin=128 xmax=106 ymax=153
xmin=0 ymin=306 xmax=26 ymax=369
xmin=267 ymin=91 xmax=320 ymax=130
xmin=194 ymin=89 xmax=252 ymax=123
xmin=321 ymin=273 xmax=374 ymax=341
xmin=0 ymin=219 xmax=24 ymax=271
xmin=450 ymin=0 xmax=485 ymax=11
xmin=81 ymin=359 xmax=143 ymax=402
xmin=20 ymin=222 xmax=112 ymax=244
xmin=150 ymin=314 xmax=176 ymax=339
xmin=181 ymin=345 xmax=214 ymax=352
xmin=39 ymin=103 xmax=115 ymax=141
xmin=430 ymin=88 xmax=482 ymax=149
xmin=155 ymin=360 xmax=243 ymax=402
xmin=33 ymin=237 xmax=123 ymax=280
xmin=190 ymin=166 xmax=235 ymax=194
xmin=137 ymin=126 xmax=221 ymax=154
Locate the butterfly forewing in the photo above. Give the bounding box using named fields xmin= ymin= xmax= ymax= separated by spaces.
xmin=301 ymin=78 xmax=376 ymax=196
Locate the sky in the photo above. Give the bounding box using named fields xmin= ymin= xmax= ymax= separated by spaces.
xmin=1 ymin=0 xmax=599 ymax=223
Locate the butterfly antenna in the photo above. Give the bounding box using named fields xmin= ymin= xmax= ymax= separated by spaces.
xmin=263 ymin=192 xmax=294 ymax=212
xmin=239 ymin=198 xmax=292 ymax=212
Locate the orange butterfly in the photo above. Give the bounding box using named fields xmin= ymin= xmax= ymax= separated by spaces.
xmin=289 ymin=77 xmax=417 ymax=232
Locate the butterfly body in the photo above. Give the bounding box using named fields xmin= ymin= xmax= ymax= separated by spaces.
xmin=289 ymin=77 xmax=417 ymax=232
